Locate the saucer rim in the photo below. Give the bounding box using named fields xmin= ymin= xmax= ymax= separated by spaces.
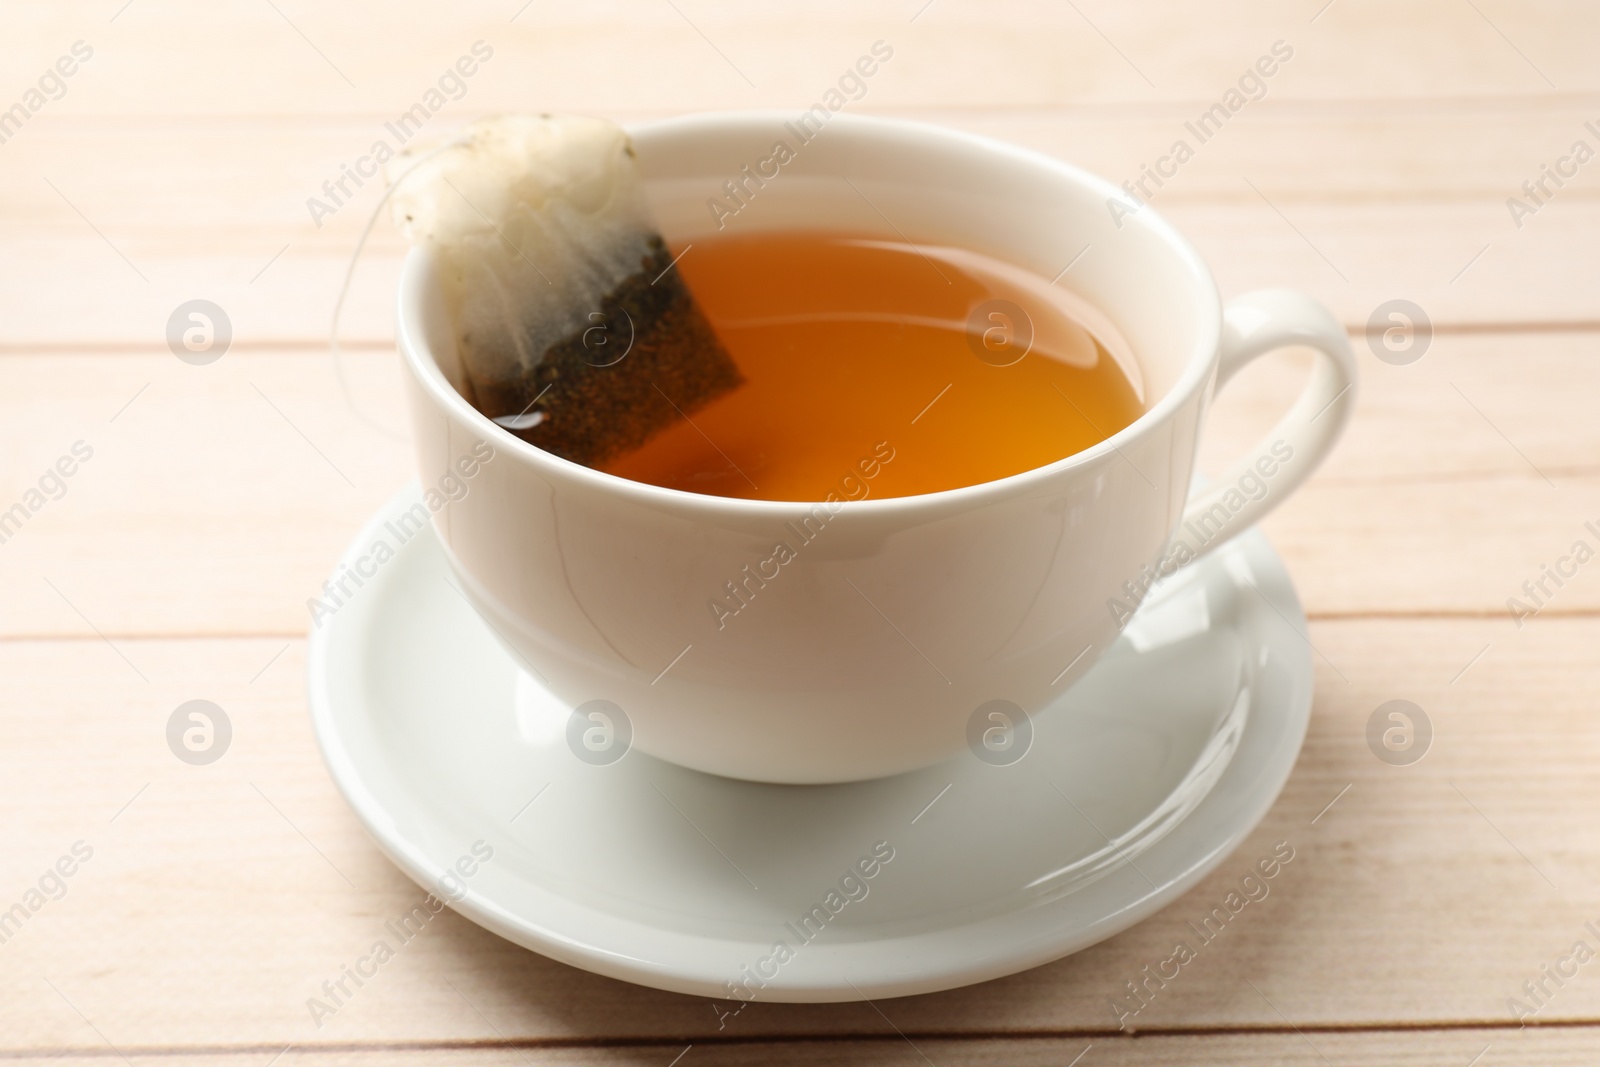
xmin=307 ymin=483 xmax=1312 ymax=1003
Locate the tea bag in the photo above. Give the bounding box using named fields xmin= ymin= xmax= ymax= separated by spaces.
xmin=390 ymin=115 xmax=742 ymax=467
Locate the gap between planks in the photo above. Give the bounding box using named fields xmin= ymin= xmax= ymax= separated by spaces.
xmin=23 ymin=94 xmax=1600 ymax=126
xmin=2 ymin=320 xmax=1598 ymax=359
xmin=0 ymin=608 xmax=1582 ymax=644
xmin=4 ymin=1018 xmax=1600 ymax=1059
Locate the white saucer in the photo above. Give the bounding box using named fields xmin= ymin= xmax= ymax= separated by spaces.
xmin=308 ymin=485 xmax=1311 ymax=1003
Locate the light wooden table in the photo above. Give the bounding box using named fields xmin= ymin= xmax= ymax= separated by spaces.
xmin=3 ymin=1 xmax=1597 ymax=1063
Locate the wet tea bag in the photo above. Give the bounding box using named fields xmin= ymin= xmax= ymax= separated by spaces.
xmin=390 ymin=115 xmax=742 ymax=467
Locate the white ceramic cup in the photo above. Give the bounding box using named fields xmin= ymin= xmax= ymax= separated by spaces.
xmin=396 ymin=111 xmax=1356 ymax=784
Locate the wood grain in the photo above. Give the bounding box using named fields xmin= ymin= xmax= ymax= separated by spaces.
xmin=1 ymin=621 xmax=1597 ymax=1050
xmin=3 ymin=108 xmax=1599 ymax=347
xmin=6 ymin=0 xmax=1593 ymax=117
xmin=1 ymin=0 xmax=1593 ymax=1059
xmin=2 ymin=335 xmax=1595 ymax=639
xmin=0 ymin=1029 xmax=1593 ymax=1067
xmin=0 ymin=1030 xmax=1595 ymax=1067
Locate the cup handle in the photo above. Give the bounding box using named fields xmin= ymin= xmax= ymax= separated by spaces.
xmin=1171 ymin=289 xmax=1358 ymax=563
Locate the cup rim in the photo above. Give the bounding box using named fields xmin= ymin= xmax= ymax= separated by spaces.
xmin=397 ymin=110 xmax=1223 ymax=517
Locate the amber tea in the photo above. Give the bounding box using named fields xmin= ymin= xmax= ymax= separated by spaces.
xmin=598 ymin=231 xmax=1144 ymax=502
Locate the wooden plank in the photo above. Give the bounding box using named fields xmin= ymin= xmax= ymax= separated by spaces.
xmin=3 ymin=1 xmax=1593 ymax=1057
xmin=1201 ymin=332 xmax=1600 ymax=617
xmin=0 ymin=352 xmax=410 ymax=640
xmin=7 ymin=200 xmax=1590 ymax=347
xmin=3 ymin=103 xmax=1600 ymax=345
xmin=1 ymin=620 xmax=1597 ymax=1047
xmin=4 ymin=0 xmax=1592 ymax=120
xmin=0 ymin=1028 xmax=1592 ymax=1066
xmin=1 ymin=333 xmax=1595 ymax=638
xmin=8 ymin=101 xmax=1600 ymax=230
xmin=1201 ymin=331 xmax=1600 ymax=486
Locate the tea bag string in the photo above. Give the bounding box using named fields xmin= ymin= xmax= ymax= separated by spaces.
xmin=329 ymin=133 xmax=474 ymax=442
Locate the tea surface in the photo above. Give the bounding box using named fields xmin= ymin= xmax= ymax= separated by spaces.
xmin=600 ymin=231 xmax=1144 ymax=501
